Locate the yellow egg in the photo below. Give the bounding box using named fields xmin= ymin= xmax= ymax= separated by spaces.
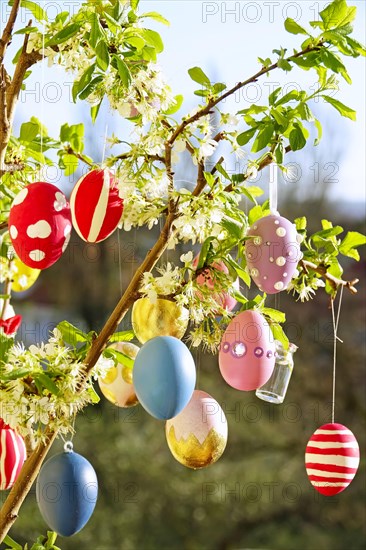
xmin=132 ymin=297 xmax=189 ymax=344
xmin=98 ymin=342 xmax=139 ymax=408
xmin=11 ymin=258 xmax=40 ymax=292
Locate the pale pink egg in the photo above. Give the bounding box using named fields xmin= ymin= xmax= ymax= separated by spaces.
xmin=193 ymin=255 xmax=239 ymax=311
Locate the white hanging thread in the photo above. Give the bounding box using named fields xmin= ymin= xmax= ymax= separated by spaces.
xmin=39 ymin=3 xmax=46 ymax=180
xmin=102 ymin=124 xmax=108 ymax=164
xmin=269 ymin=163 xmax=279 ymax=215
xmin=330 ymin=285 xmax=344 ymax=424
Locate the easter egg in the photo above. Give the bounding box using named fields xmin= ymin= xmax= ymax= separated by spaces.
xmin=193 ymin=255 xmax=239 ymax=311
xmin=36 ymin=449 xmax=98 ymax=537
xmin=0 ymin=419 xmax=26 ymax=490
xmin=132 ymin=297 xmax=189 ymax=344
xmin=133 ymin=336 xmax=196 ymax=420
xmin=11 ymin=257 xmax=40 ymax=292
xmin=219 ymin=310 xmax=275 ymax=391
xmin=70 ymin=168 xmax=123 ymax=243
xmin=8 ymin=182 xmax=72 ymax=269
xmin=166 ymin=390 xmax=228 ymax=469
xmin=98 ymin=342 xmax=139 ymax=407
xmin=305 ymin=423 xmax=360 ymax=496
xmin=245 ymin=214 xmax=302 ymax=294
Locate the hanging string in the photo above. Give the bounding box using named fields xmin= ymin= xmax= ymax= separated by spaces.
xmin=269 ymin=163 xmax=279 ymax=215
xmin=102 ymin=124 xmax=108 ymax=165
xmin=330 ymin=285 xmax=344 ymax=424
xmin=39 ymin=2 xmax=46 ymax=181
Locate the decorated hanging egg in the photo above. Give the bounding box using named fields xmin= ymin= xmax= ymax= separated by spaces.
xmin=219 ymin=310 xmax=275 ymax=391
xmin=305 ymin=423 xmax=360 ymax=496
xmin=0 ymin=419 xmax=26 ymax=490
xmin=245 ymin=214 xmax=302 ymax=294
xmin=98 ymin=342 xmax=139 ymax=407
xmin=133 ymin=336 xmax=196 ymax=420
xmin=166 ymin=390 xmax=228 ymax=469
xmin=11 ymin=257 xmax=41 ymax=292
xmin=36 ymin=448 xmax=98 ymax=537
xmin=70 ymin=168 xmax=123 ymax=243
xmin=132 ymin=297 xmax=189 ymax=344
xmin=8 ymin=182 xmax=72 ymax=269
xmin=193 ymin=255 xmax=239 ymax=311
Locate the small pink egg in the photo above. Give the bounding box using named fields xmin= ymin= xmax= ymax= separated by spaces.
xmin=193 ymin=255 xmax=239 ymax=311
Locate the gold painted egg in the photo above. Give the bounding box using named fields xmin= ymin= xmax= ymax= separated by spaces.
xmin=11 ymin=257 xmax=41 ymax=292
xmin=165 ymin=390 xmax=228 ymax=469
xmin=98 ymin=342 xmax=139 ymax=407
xmin=132 ymin=297 xmax=189 ymax=344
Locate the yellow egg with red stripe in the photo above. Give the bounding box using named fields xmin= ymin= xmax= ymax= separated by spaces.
xmin=98 ymin=342 xmax=139 ymax=408
xmin=132 ymin=297 xmax=189 ymax=344
xmin=11 ymin=257 xmax=41 ymax=292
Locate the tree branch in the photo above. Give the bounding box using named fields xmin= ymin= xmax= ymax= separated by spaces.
xmin=0 ymin=0 xmax=21 ymax=63
xmin=300 ymin=259 xmax=359 ymax=294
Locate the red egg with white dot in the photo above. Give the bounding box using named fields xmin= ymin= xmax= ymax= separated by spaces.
xmin=70 ymin=168 xmax=123 ymax=243
xmin=245 ymin=214 xmax=302 ymax=294
xmin=219 ymin=310 xmax=275 ymax=391
xmin=0 ymin=419 xmax=27 ymax=490
xmin=192 ymin=255 xmax=239 ymax=312
xmin=305 ymin=423 xmax=360 ymax=496
xmin=8 ymin=183 xmax=72 ymax=269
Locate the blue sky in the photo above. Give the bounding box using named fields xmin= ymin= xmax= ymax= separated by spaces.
xmin=8 ymin=0 xmax=366 ymax=203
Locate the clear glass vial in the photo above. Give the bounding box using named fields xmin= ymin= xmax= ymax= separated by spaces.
xmin=256 ymin=341 xmax=298 ymax=404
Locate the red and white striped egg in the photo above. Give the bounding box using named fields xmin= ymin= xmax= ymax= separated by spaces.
xmin=0 ymin=419 xmax=27 ymax=490
xmin=219 ymin=310 xmax=275 ymax=391
xmin=70 ymin=168 xmax=123 ymax=243
xmin=8 ymin=183 xmax=72 ymax=269
xmin=305 ymin=422 xmax=360 ymax=496
xmin=245 ymin=214 xmax=302 ymax=294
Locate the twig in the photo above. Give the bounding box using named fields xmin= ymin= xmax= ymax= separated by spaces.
xmin=300 ymin=259 xmax=359 ymax=294
xmin=0 ymin=0 xmax=21 ymax=63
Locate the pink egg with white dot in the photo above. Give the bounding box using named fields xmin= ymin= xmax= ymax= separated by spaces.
xmin=245 ymin=214 xmax=302 ymax=294
xmin=219 ymin=310 xmax=275 ymax=391
xmin=8 ymin=182 xmax=72 ymax=270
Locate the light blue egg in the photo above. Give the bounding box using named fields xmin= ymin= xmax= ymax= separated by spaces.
xmin=133 ymin=336 xmax=196 ymax=420
xmin=36 ymin=451 xmax=98 ymax=537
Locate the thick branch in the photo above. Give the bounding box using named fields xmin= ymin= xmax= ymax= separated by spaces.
xmin=0 ymin=0 xmax=21 ymax=63
xmin=300 ymin=259 xmax=359 ymax=294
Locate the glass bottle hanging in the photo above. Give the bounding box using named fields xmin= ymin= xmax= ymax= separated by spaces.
xmin=256 ymin=341 xmax=298 ymax=404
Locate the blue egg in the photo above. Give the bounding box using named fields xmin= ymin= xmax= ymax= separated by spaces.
xmin=36 ymin=451 xmax=98 ymax=537
xmin=133 ymin=336 xmax=196 ymax=420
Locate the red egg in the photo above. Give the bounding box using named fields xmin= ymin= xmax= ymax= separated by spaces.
xmin=245 ymin=214 xmax=302 ymax=294
xmin=193 ymin=255 xmax=239 ymax=312
xmin=0 ymin=419 xmax=27 ymax=490
xmin=305 ymin=423 xmax=360 ymax=496
xmin=8 ymin=182 xmax=72 ymax=269
xmin=70 ymin=168 xmax=123 ymax=243
xmin=219 ymin=310 xmax=275 ymax=391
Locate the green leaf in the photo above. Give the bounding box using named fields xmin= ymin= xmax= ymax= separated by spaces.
xmin=221 ymin=217 xmax=245 ymax=241
xmin=346 ymin=37 xmax=366 ymax=56
xmin=289 ymin=123 xmax=307 ymax=151
xmin=14 ymin=26 xmax=38 ymax=35
xmin=130 ymin=0 xmax=140 ymax=10
xmin=104 ymin=348 xmax=134 ymax=369
xmin=87 ymin=385 xmax=100 ymax=404
xmin=269 ymin=322 xmax=289 ymax=350
xmin=95 ymin=40 xmax=110 ymax=71
xmin=188 ymin=66 xmax=211 ymax=87
xmin=268 ymin=87 xmax=282 ymax=106
xmin=62 ymin=154 xmax=78 ymax=176
xmin=236 ymin=128 xmax=256 ymax=146
xmin=3 ymin=535 xmax=23 ymax=550
xmin=109 ymin=330 xmax=135 ymax=343
xmin=314 ymin=119 xmax=323 ymax=145
xmin=57 ymin=321 xmax=88 ymax=345
xmin=284 ymin=18 xmax=308 ymax=35
xmin=274 ymin=142 xmax=284 ymax=164
xmin=248 ymin=204 xmax=264 ymax=225
xmin=321 ymin=50 xmax=351 ymax=83
xmin=20 ymin=0 xmax=48 ymax=22
xmin=102 ymin=12 xmax=120 ymax=33
xmin=0 ymin=366 xmax=33 ymax=381
xmin=251 ymin=123 xmax=274 ymax=152
xmin=271 ymin=107 xmax=288 ymax=127
xmin=19 ymin=121 xmax=39 ymax=143
xmin=246 ymin=185 xmax=264 ymax=197
xmin=277 ymin=58 xmax=293 ymax=71
xmin=163 ymin=94 xmax=182 ymax=115
xmin=0 ymin=335 xmax=14 ymax=364
xmin=142 ymin=29 xmax=164 ymax=53
xmin=215 ymin=163 xmax=230 ymax=180
xmin=238 ymin=105 xmax=267 ymax=115
xmin=339 ymin=231 xmax=366 ymax=260
xmin=225 ymin=256 xmax=251 ymax=287
xmin=295 ymin=216 xmax=307 ymax=230
xmin=262 ymin=307 xmax=286 ymax=324
xmin=322 ymin=95 xmax=356 ymax=120
xmin=197 ymin=237 xmax=216 ymax=269
xmin=140 ymin=12 xmax=170 ymax=25
xmin=45 ymin=23 xmax=80 ymax=46
xmin=79 ymin=75 xmax=103 ymax=100
xmin=73 ymin=64 xmax=95 ymax=102
xmin=91 ymin=101 xmax=102 ymax=124
xmin=116 ymin=57 xmax=132 ymax=86
xmin=320 ymin=0 xmax=353 ymax=30
xmin=275 ymin=90 xmax=299 ymax=106
xmin=35 ymin=373 xmax=60 ymax=396
xmin=89 ymin=13 xmax=104 ymax=49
